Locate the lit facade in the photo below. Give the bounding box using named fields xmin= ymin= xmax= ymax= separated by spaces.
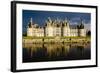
xmin=27 ymin=18 xmax=86 ymax=37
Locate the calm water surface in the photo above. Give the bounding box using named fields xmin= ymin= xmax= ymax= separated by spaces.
xmin=23 ymin=43 xmax=91 ymax=63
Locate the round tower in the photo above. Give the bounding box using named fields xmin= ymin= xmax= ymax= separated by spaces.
xmin=63 ymin=19 xmax=70 ymax=37
xmin=62 ymin=19 xmax=70 ymax=36
xmin=79 ymin=29 xmax=86 ymax=37
xmin=45 ymin=17 xmax=54 ymax=37
xmin=77 ymin=20 xmax=86 ymax=37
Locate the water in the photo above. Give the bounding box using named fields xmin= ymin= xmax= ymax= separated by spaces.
xmin=23 ymin=43 xmax=91 ymax=63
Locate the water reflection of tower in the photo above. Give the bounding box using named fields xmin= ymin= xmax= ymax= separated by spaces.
xmin=44 ymin=43 xmax=70 ymax=57
xmin=63 ymin=43 xmax=70 ymax=56
xmin=24 ymin=43 xmax=43 ymax=58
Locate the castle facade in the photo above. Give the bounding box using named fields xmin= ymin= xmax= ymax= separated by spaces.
xmin=27 ymin=18 xmax=86 ymax=37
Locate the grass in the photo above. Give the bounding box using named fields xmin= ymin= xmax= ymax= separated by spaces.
xmin=23 ymin=36 xmax=91 ymax=43
xmin=23 ymin=36 xmax=54 ymax=39
xmin=23 ymin=36 xmax=91 ymax=40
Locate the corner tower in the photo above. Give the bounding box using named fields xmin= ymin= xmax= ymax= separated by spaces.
xmin=77 ymin=20 xmax=86 ymax=37
xmin=27 ymin=18 xmax=33 ymax=36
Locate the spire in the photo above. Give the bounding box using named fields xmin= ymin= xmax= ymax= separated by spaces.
xmin=30 ymin=17 xmax=33 ymax=25
xmin=47 ymin=17 xmax=52 ymax=23
xmin=65 ymin=18 xmax=67 ymax=22
xmin=28 ymin=17 xmax=33 ymax=28
xmin=56 ymin=17 xmax=60 ymax=23
xmin=80 ymin=18 xmax=84 ymax=25
xmin=78 ymin=18 xmax=84 ymax=29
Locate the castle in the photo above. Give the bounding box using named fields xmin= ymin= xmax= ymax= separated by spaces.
xmin=27 ymin=17 xmax=86 ymax=37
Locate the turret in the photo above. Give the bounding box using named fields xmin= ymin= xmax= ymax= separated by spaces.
xmin=62 ymin=18 xmax=70 ymax=36
xmin=45 ymin=17 xmax=54 ymax=37
xmin=27 ymin=18 xmax=33 ymax=36
xmin=28 ymin=18 xmax=33 ymax=28
xmin=77 ymin=19 xmax=86 ymax=37
xmin=45 ymin=17 xmax=52 ymax=26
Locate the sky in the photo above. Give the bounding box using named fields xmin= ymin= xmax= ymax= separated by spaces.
xmin=23 ymin=10 xmax=91 ymax=33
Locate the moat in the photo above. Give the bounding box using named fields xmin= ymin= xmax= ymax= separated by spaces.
xmin=23 ymin=42 xmax=91 ymax=63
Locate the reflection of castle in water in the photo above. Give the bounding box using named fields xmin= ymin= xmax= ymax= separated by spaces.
xmin=23 ymin=43 xmax=90 ymax=58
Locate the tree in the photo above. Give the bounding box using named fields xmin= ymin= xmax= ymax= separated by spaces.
xmin=23 ymin=32 xmax=27 ymax=36
xmin=87 ymin=30 xmax=91 ymax=36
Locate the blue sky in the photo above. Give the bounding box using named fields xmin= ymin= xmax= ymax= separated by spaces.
xmin=23 ymin=10 xmax=91 ymax=33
